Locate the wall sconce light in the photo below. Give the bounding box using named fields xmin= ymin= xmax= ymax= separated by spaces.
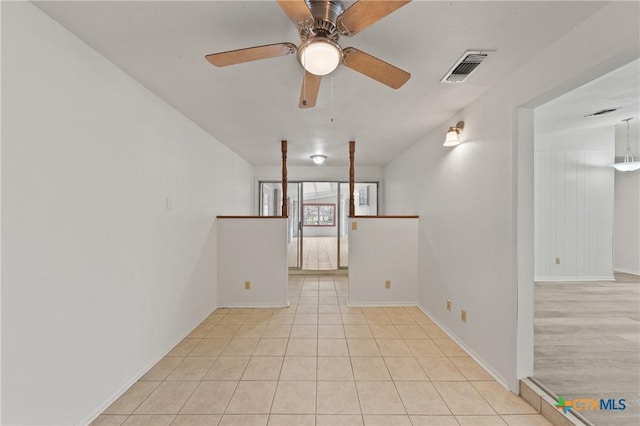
xmin=444 ymin=121 xmax=465 ymax=146
xmin=310 ymin=154 xmax=327 ymax=165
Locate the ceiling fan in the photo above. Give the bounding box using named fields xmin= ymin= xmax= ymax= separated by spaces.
xmin=205 ymin=0 xmax=412 ymax=108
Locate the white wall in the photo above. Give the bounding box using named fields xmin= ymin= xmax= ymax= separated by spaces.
xmin=217 ymin=218 xmax=288 ymax=307
xmin=534 ymin=127 xmax=615 ymax=281
xmin=384 ymin=2 xmax=639 ymax=391
xmin=614 ymin=121 xmax=640 ymax=275
xmin=348 ymin=218 xmax=418 ymax=305
xmin=1 ymin=3 xmax=252 ymax=425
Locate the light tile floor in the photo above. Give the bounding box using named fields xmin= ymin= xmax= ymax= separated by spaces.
xmin=92 ymin=275 xmax=550 ymax=426
xmin=288 ymin=237 xmax=348 ymax=270
xmin=303 ymin=237 xmax=339 ymax=270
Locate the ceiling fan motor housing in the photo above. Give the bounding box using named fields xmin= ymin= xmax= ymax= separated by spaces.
xmin=301 ymin=0 xmax=344 ymax=41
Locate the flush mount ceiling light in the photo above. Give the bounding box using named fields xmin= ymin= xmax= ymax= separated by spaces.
xmin=610 ymin=118 xmax=640 ymax=172
xmin=310 ymin=154 xmax=327 ymax=165
xmin=444 ymin=121 xmax=465 ymax=146
xmin=298 ymin=38 xmax=342 ymax=76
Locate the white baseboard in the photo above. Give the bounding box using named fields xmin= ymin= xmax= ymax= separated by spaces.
xmin=417 ymin=304 xmax=514 ymax=393
xmin=347 ymin=301 xmax=417 ymax=307
xmin=217 ymin=302 xmax=289 ymax=308
xmin=79 ymin=353 xmax=163 ymax=425
xmin=614 ymin=268 xmax=640 ymax=276
xmin=534 ymin=275 xmax=614 ymax=282
xmin=80 ymin=309 xmax=212 ymax=425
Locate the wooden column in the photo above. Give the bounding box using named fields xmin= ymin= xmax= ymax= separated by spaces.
xmin=349 ymin=140 xmax=355 ymax=217
xmin=281 ymin=140 xmax=288 ymax=217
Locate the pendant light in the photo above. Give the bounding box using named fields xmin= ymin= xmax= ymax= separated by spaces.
xmin=610 ymin=118 xmax=640 ymax=172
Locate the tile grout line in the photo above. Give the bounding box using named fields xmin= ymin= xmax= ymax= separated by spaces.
xmin=217 ymin=313 xmax=250 ymax=423
xmin=96 ymin=274 xmax=549 ymax=426
xmin=429 ymin=379 xmax=460 ymax=421
xmin=265 ymin=328 xmax=286 ymax=426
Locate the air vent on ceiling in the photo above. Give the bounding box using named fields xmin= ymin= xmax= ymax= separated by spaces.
xmin=584 ymin=108 xmax=618 ymax=117
xmin=441 ymin=50 xmax=491 ymax=83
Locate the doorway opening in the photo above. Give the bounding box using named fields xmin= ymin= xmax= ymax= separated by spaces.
xmin=524 ymin=58 xmax=640 ymax=426
xmin=259 ymin=181 xmax=378 ymax=271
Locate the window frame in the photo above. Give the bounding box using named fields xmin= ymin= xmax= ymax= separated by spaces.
xmin=303 ymin=203 xmax=336 ymax=227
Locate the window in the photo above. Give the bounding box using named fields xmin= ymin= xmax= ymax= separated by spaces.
xmin=303 ymin=203 xmax=335 ymax=226
xmin=358 ymin=186 xmax=369 ymax=206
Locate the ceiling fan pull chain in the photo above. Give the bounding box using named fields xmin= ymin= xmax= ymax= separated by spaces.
xmin=302 ymin=55 xmax=307 ymax=106
xmin=330 ymin=72 xmax=334 ymax=123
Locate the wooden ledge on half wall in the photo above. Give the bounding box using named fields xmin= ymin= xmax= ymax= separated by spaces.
xmin=216 ymin=216 xmax=288 ymax=219
xmin=349 ymin=215 xmax=419 ymax=219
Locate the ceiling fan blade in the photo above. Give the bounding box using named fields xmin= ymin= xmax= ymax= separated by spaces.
xmin=277 ymin=0 xmax=313 ymax=24
xmin=343 ymin=47 xmax=410 ymax=89
xmin=205 ymin=42 xmax=296 ymax=67
xmin=338 ymin=0 xmax=411 ymax=35
xmin=299 ymin=71 xmax=322 ymax=108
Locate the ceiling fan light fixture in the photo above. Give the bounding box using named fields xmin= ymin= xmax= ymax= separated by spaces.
xmin=610 ymin=118 xmax=640 ymax=172
xmin=205 ymin=0 xmax=412 ymax=108
xmin=299 ymin=38 xmax=342 ymax=76
xmin=311 ymin=154 xmax=327 ymax=165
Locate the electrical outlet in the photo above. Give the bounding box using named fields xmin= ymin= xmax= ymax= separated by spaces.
xmin=555 ymin=257 xmax=560 ymax=265
xmin=244 ymin=281 xmax=251 ymax=290
xmin=461 ymin=309 xmax=467 ymax=323
xmin=447 ymin=300 xmax=452 ymax=311
xmin=352 ymin=222 xmax=358 ymax=231
xmin=384 ymin=280 xmax=391 ymax=289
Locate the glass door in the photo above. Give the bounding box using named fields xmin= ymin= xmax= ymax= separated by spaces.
xmin=259 ymin=181 xmax=302 ymax=268
xmin=338 ymin=183 xmax=350 ymax=268
xmin=287 ymin=182 xmax=302 ymax=268
xmin=302 ymin=182 xmax=338 ymax=270
xmin=259 ymin=181 xmax=378 ymax=270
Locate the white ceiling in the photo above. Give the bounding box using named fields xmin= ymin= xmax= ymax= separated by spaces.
xmin=34 ymin=1 xmax=610 ymax=166
xmin=535 ymin=58 xmax=640 ymax=135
